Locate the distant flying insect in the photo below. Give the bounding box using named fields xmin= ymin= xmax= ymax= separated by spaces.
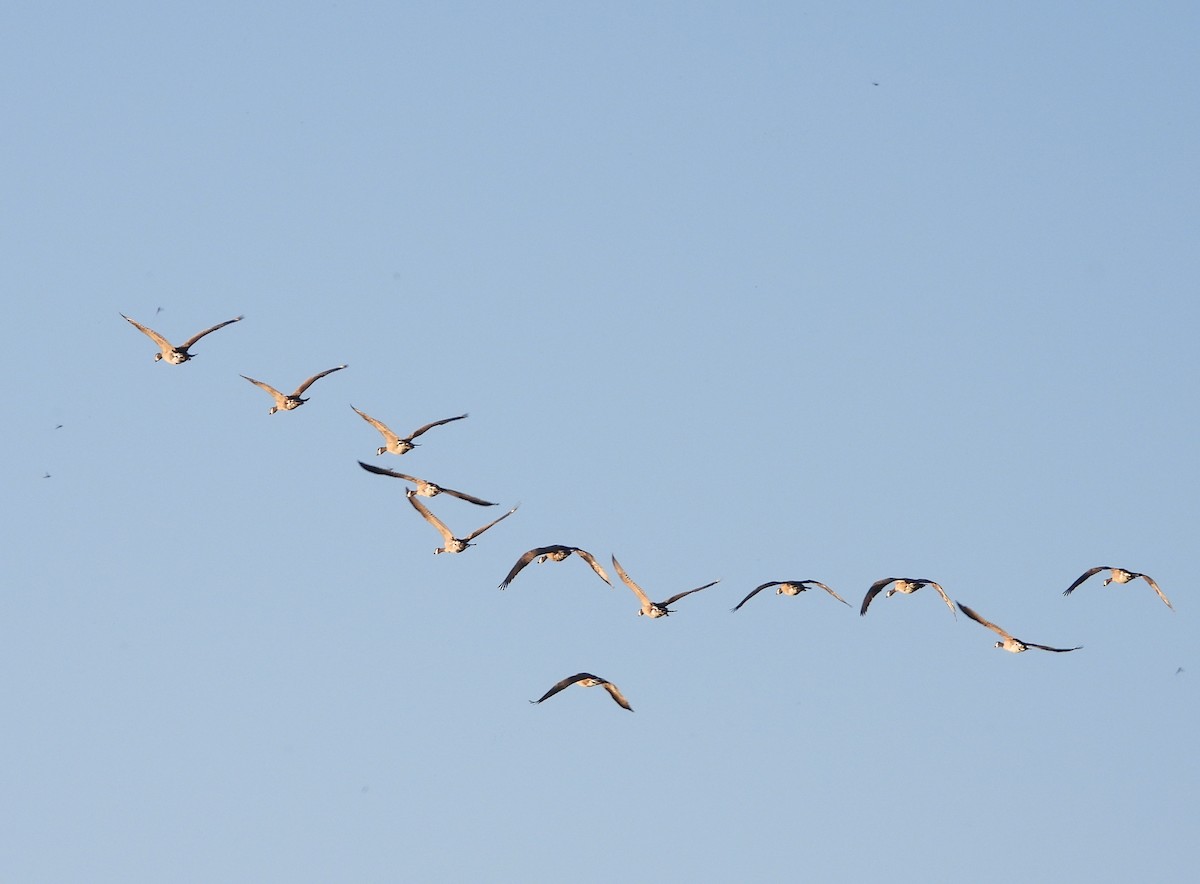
xmin=612 ymin=554 xmax=718 ymax=618
xmin=731 ymin=580 xmax=850 ymax=612
xmin=957 ymin=602 xmax=1081 ymax=654
xmin=1063 ymin=566 xmax=1173 ymax=610
xmin=357 ymin=460 xmax=497 ymax=506
xmin=498 ymin=545 xmax=612 ymax=590
xmin=121 ymin=313 xmax=243 ymax=364
xmin=530 ymin=673 xmax=633 ymax=711
xmin=860 ymin=577 xmax=956 ymax=618
xmin=241 ymin=365 xmax=348 ymax=414
xmin=351 ymin=405 xmax=468 ymax=456
xmin=406 ymin=489 xmax=517 ymax=554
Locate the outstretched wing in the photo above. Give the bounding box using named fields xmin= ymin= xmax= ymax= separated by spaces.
xmin=406 ymin=413 xmax=469 ymax=442
xmin=531 ymin=672 xmax=592 ymax=704
xmin=1137 ymin=573 xmax=1174 ymax=610
xmin=406 ymin=490 xmax=454 ymax=544
xmin=437 ymin=485 xmax=498 ymax=507
xmin=463 ymin=504 xmax=518 ymax=542
xmin=571 ymin=548 xmax=612 ymax=586
xmin=121 ymin=314 xmax=172 ymax=351
xmin=499 ymin=547 xmax=550 ymax=589
xmin=357 ymin=460 xmax=418 ymax=483
xmin=611 ymin=555 xmax=652 ymax=607
xmin=807 ymin=581 xmax=851 ymax=606
xmin=352 ymin=406 xmax=400 ymax=445
xmin=731 ymin=581 xmax=780 ymax=612
xmin=1025 ymin=641 xmax=1083 ymax=653
xmin=601 ymin=680 xmax=634 ymax=711
xmin=178 ymin=315 xmax=243 ymax=349
xmin=661 ymin=580 xmax=719 ymax=607
xmin=925 ymin=580 xmax=957 ymax=618
xmin=956 ymin=602 xmax=1014 ymax=641
xmin=860 ymin=578 xmax=896 ymax=616
xmin=241 ymin=375 xmax=286 ymax=403
xmin=1063 ymin=566 xmax=1108 ymax=596
xmin=292 ymin=364 xmax=348 ymax=396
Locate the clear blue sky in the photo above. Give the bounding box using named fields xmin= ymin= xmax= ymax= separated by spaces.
xmin=3 ymin=3 xmax=1197 ymax=881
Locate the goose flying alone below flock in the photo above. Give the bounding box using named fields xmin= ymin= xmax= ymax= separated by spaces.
xmin=860 ymin=577 xmax=955 ymax=618
xmin=122 ymin=313 xmax=243 ymax=364
xmin=498 ymin=545 xmax=612 ymax=590
xmin=241 ymin=365 xmax=348 ymax=414
xmin=351 ymin=406 xmax=468 ymax=455
xmin=357 ymin=460 xmax=496 ymax=506
xmin=406 ymin=489 xmax=517 ymax=554
xmin=731 ymin=580 xmax=850 ymax=613
xmin=612 ymin=555 xmax=718 ymax=618
xmin=1063 ymin=566 xmax=1173 ymax=610
xmin=957 ymin=602 xmax=1081 ymax=653
xmin=530 ymin=673 xmax=633 ymax=711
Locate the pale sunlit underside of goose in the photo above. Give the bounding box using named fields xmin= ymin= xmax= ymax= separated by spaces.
xmin=357 ymin=460 xmax=496 ymax=506
xmin=122 ymin=313 xmax=243 ymax=364
xmin=499 ymin=545 xmax=612 ymax=589
xmin=860 ymin=577 xmax=956 ymax=619
xmin=406 ymin=489 xmax=517 ymax=554
xmin=957 ymin=602 xmax=1081 ymax=653
xmin=1063 ymin=566 xmax=1173 ymax=610
xmin=351 ymin=406 xmax=468 ymax=455
xmin=241 ymin=365 xmax=348 ymax=414
xmin=611 ymin=554 xmax=718 ymax=618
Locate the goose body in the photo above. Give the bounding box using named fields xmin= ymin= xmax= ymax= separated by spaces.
xmin=406 ymin=489 xmax=517 ymax=554
xmin=352 ymin=406 xmax=468 ymax=455
xmin=357 ymin=460 xmax=496 ymax=506
xmin=860 ymin=577 xmax=955 ymax=618
xmin=498 ymin=545 xmax=612 ymax=589
xmin=1063 ymin=566 xmax=1172 ymax=610
xmin=732 ymin=580 xmax=849 ymax=612
xmin=530 ymin=672 xmax=633 ymax=711
xmin=122 ymin=313 xmax=243 ymax=363
xmin=241 ymin=365 xmax=348 ymax=414
xmin=611 ymin=554 xmax=718 ymax=618
xmin=958 ymin=602 xmax=1081 ymax=653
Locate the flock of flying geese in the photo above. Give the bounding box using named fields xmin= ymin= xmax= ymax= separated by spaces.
xmin=121 ymin=311 xmax=1177 ymax=713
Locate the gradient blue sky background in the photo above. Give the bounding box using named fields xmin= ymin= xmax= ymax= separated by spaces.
xmin=3 ymin=3 xmax=1197 ymax=881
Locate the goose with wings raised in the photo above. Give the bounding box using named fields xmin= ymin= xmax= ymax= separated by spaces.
xmin=612 ymin=554 xmax=717 ymax=618
xmin=406 ymin=489 xmax=517 ymax=554
xmin=351 ymin=406 xmax=468 ymax=455
xmin=958 ymin=602 xmax=1081 ymax=653
xmin=241 ymin=365 xmax=347 ymax=414
xmin=122 ymin=313 xmax=243 ymax=364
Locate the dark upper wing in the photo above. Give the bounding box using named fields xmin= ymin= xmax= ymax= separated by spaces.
xmin=660 ymin=580 xmax=719 ymax=607
xmin=1063 ymin=566 xmax=1108 ymax=596
xmin=956 ymin=602 xmax=1012 ymax=640
xmin=437 ymin=485 xmax=498 ymax=507
xmin=531 ymin=672 xmax=592 ymax=704
xmin=731 ymin=581 xmax=780 ymax=612
xmin=178 ymin=315 xmax=243 ymax=349
xmin=405 ymin=413 xmax=469 ymax=442
xmin=860 ymin=578 xmax=896 ymax=616
xmin=357 ymin=460 xmax=418 ymax=483
xmin=499 ymin=547 xmax=550 ymax=589
xmin=1025 ymin=641 xmax=1083 ymax=653
xmin=292 ymin=364 xmax=348 ymax=396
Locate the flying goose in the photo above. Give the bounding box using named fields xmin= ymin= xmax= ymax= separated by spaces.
xmin=406 ymin=489 xmax=517 ymax=554
xmin=1063 ymin=566 xmax=1173 ymax=610
xmin=957 ymin=602 xmax=1081 ymax=653
xmin=731 ymin=580 xmax=850 ymax=613
xmin=357 ymin=460 xmax=496 ymax=506
xmin=241 ymin=365 xmax=348 ymax=414
xmin=611 ymin=554 xmax=718 ymax=618
xmin=351 ymin=406 xmax=468 ymax=455
xmin=860 ymin=577 xmax=956 ymax=618
xmin=121 ymin=313 xmax=243 ymax=364
xmin=498 ymin=545 xmax=612 ymax=590
xmin=530 ymin=673 xmax=633 ymax=711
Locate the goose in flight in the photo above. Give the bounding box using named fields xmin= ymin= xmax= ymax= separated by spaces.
xmin=1063 ymin=566 xmax=1173 ymax=610
xmin=957 ymin=602 xmax=1081 ymax=653
xmin=731 ymin=580 xmax=850 ymax=613
xmin=122 ymin=313 xmax=243 ymax=364
xmin=860 ymin=577 xmax=955 ymax=618
xmin=241 ymin=365 xmax=348 ymax=414
xmin=406 ymin=489 xmax=517 ymax=554
xmin=498 ymin=545 xmax=612 ymax=590
xmin=357 ymin=460 xmax=496 ymax=506
xmin=612 ymin=554 xmax=718 ymax=618
xmin=351 ymin=406 xmax=468 ymax=455
xmin=530 ymin=673 xmax=633 ymax=711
